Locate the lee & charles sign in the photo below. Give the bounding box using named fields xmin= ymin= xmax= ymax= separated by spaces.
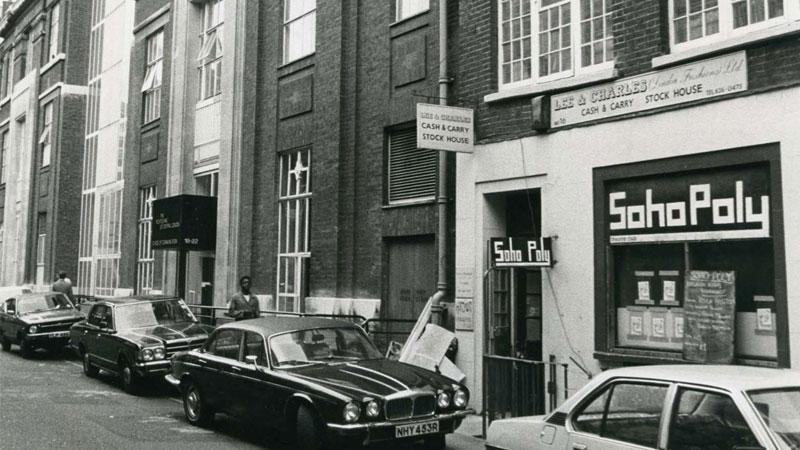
xmin=416 ymin=103 xmax=474 ymax=153
xmin=551 ymin=51 xmax=747 ymax=128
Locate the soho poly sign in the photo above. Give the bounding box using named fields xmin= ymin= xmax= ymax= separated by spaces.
xmin=490 ymin=236 xmax=553 ymax=268
xmin=416 ymin=103 xmax=474 ymax=153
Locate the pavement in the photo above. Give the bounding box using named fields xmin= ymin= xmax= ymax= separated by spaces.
xmin=0 ymin=345 xmax=486 ymax=450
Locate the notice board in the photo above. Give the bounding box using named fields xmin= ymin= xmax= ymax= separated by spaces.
xmin=682 ymin=270 xmax=736 ymax=363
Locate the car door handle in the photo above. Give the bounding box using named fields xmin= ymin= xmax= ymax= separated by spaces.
xmin=572 ymin=444 xmax=587 ymax=450
xmin=198 ymin=359 xmax=207 ymax=364
xmin=231 ymin=366 xmax=242 ymax=372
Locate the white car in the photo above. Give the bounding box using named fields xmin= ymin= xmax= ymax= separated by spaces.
xmin=486 ymin=365 xmax=799 ymax=450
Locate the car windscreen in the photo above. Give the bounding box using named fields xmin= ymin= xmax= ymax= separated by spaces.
xmin=114 ymin=299 xmax=196 ymax=330
xmin=748 ymin=387 xmax=800 ymax=449
xmin=269 ymin=326 xmax=383 ymax=367
xmin=16 ymin=293 xmax=74 ymax=315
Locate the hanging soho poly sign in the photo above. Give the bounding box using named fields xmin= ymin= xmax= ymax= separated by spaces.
xmin=490 ymin=236 xmax=554 ymax=268
xmin=416 ymin=103 xmax=474 ymax=153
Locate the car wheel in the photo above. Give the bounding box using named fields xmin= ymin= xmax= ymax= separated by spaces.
xmin=296 ymin=405 xmax=327 ymax=450
xmin=20 ymin=340 xmax=34 ymax=359
xmin=183 ymin=381 xmax=214 ymax=427
xmin=1 ymin=335 xmax=10 ymax=352
xmin=82 ymin=352 xmax=99 ymax=377
xmin=119 ymin=358 xmax=139 ymax=394
xmin=422 ymin=433 xmax=446 ymax=450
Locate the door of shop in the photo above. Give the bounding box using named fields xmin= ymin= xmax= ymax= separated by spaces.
xmin=484 ymin=266 xmax=546 ymax=423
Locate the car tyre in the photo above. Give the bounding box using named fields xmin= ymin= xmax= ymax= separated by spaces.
xmin=1 ymin=335 xmax=10 ymax=352
xmin=422 ymin=433 xmax=446 ymax=450
xmin=119 ymin=358 xmax=140 ymax=394
xmin=82 ymin=351 xmax=99 ymax=377
xmin=183 ymin=381 xmax=214 ymax=427
xmin=19 ymin=340 xmax=34 ymax=359
xmin=296 ymin=405 xmax=327 ymax=450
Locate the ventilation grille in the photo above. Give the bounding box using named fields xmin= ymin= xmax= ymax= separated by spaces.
xmin=388 ymin=128 xmax=437 ymax=204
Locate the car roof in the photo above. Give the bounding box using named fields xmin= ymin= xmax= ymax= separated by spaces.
xmin=217 ymin=316 xmax=361 ymax=336
xmin=15 ymin=291 xmax=66 ymax=299
xmin=556 ymin=364 xmax=800 ymax=413
xmin=100 ymin=295 xmax=180 ymax=305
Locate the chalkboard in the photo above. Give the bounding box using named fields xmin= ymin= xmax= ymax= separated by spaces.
xmin=682 ymin=270 xmax=736 ymax=363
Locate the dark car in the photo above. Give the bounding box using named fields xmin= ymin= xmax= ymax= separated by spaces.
xmin=70 ymin=296 xmax=213 ymax=393
xmin=166 ymin=317 xmax=473 ymax=450
xmin=0 ymin=292 xmax=84 ymax=358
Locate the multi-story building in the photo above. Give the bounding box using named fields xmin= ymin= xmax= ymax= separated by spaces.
xmin=75 ymin=0 xmax=135 ymax=296
xmin=454 ymin=0 xmax=800 ymax=411
xmin=117 ymin=0 xmax=456 ymax=332
xmin=0 ymin=0 xmax=89 ymax=288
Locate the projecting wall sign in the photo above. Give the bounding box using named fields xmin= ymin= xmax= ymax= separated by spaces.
xmin=551 ymin=51 xmax=747 ymax=128
xmin=416 ymin=103 xmax=474 ymax=153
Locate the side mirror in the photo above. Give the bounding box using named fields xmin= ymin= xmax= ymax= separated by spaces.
xmin=245 ymin=355 xmax=259 ymax=368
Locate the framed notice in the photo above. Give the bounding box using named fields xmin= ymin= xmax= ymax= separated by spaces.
xmin=682 ymin=270 xmax=736 ymax=364
xmin=455 ymin=298 xmax=474 ymax=331
xmin=634 ymin=270 xmax=654 ymax=305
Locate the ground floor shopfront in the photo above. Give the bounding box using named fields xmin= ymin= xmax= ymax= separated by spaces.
xmin=453 ymin=86 xmax=800 ymax=413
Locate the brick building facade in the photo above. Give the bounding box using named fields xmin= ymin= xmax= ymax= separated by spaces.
xmin=0 ymin=0 xmax=89 ymax=289
xmin=453 ymin=0 xmax=800 ymax=411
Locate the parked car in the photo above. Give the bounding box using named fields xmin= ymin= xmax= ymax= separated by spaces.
xmin=70 ymin=296 xmax=213 ymax=393
xmin=166 ymin=317 xmax=473 ymax=450
xmin=486 ymin=364 xmax=800 ymax=450
xmin=0 ymin=285 xmax=33 ymax=301
xmin=0 ymin=292 xmax=84 ymax=358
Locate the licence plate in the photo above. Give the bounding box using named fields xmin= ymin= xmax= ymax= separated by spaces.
xmin=395 ymin=420 xmax=439 ymax=438
xmin=49 ymin=331 xmax=70 ymax=338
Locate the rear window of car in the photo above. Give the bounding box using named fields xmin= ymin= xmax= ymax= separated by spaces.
xmin=748 ymin=387 xmax=800 ymax=449
xmin=668 ymin=388 xmax=760 ymax=450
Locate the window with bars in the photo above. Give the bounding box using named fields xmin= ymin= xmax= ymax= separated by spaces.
xmin=499 ymin=0 xmax=614 ymax=89
xmin=142 ymin=31 xmax=163 ymax=123
xmin=199 ymin=0 xmax=224 ymax=100
xmin=94 ymin=188 xmax=123 ymax=296
xmin=669 ymin=0 xmax=793 ymax=50
xmin=39 ymin=101 xmax=53 ymax=167
xmin=283 ymin=0 xmax=316 ymax=63
xmin=277 ymin=149 xmax=311 ymax=312
xmin=137 ymin=186 xmax=155 ymax=294
xmin=397 ymin=0 xmax=430 ymax=21
xmin=48 ymin=2 xmax=61 ymax=61
xmin=387 ymin=127 xmax=437 ymax=204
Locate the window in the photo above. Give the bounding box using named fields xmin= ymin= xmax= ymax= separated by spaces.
xmin=199 ymin=0 xmax=224 ymax=100
xmin=207 ymin=329 xmax=242 ymax=360
xmin=137 ymin=186 xmax=155 ymax=294
xmin=748 ymin=388 xmax=800 ymax=448
xmin=195 ymin=170 xmax=219 ymax=197
xmin=0 ymin=52 xmax=9 ymax=98
xmin=0 ymin=130 xmax=7 ymax=184
xmin=39 ymin=101 xmax=53 ymax=167
xmin=387 ymin=127 xmax=437 ymax=204
xmin=243 ymin=332 xmax=267 ymax=365
xmin=397 ymin=0 xmax=429 ymax=21
xmin=668 ymin=388 xmax=760 ymax=449
xmin=573 ymin=382 xmax=668 ymax=448
xmin=87 ymin=304 xmax=109 ymax=327
xmin=48 ymin=2 xmax=61 ymax=61
xmin=283 ymin=0 xmax=316 ymax=63
xmin=670 ymin=0 xmax=794 ymax=50
xmin=142 ymin=31 xmax=163 ymax=123
xmin=277 ymin=149 xmax=311 ymax=312
xmin=36 ymin=216 xmax=46 ymax=287
xmin=498 ymin=0 xmax=614 ymax=89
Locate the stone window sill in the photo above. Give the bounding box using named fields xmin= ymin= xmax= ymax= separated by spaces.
xmin=485 ymin=67 xmax=618 ymax=104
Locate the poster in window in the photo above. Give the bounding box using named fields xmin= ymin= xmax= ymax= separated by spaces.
xmin=652 ymin=315 xmax=666 ymax=339
xmin=674 ymin=315 xmax=684 ymax=339
xmin=682 ymin=270 xmax=736 ymax=364
xmin=662 ymin=280 xmax=676 ymax=303
xmin=628 ymin=311 xmax=645 ymax=340
xmin=756 ymin=308 xmax=774 ymax=333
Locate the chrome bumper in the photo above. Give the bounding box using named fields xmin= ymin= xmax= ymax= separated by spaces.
xmin=327 ymin=408 xmax=474 ymax=431
xmin=164 ymin=374 xmax=180 ymax=387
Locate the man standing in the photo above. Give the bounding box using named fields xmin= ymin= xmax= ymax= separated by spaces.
xmin=226 ymin=276 xmax=260 ymax=321
xmin=51 ymin=271 xmax=75 ymax=304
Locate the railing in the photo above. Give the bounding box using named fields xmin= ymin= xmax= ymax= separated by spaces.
xmin=361 ymin=317 xmax=418 ymax=355
xmin=482 ymin=354 xmax=569 ymax=436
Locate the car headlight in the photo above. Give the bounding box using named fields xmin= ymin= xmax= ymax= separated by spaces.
xmin=365 ymin=400 xmax=380 ymax=418
xmin=29 ymin=325 xmax=38 ymax=334
xmin=437 ymin=391 xmax=451 ymax=409
xmin=141 ymin=348 xmax=154 ymax=361
xmin=453 ymin=389 xmax=468 ymax=408
xmin=343 ymin=402 xmax=361 ymax=423
xmin=153 ymin=347 xmax=166 ymax=360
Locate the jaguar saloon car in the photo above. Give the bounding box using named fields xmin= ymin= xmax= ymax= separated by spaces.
xmin=0 ymin=292 xmax=84 ymax=358
xmin=70 ymin=296 xmax=213 ymax=393
xmin=166 ymin=317 xmax=473 ymax=450
xmin=486 ymin=365 xmax=800 ymax=450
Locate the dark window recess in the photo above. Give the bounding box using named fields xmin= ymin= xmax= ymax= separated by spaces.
xmin=387 ymin=127 xmax=437 ymax=204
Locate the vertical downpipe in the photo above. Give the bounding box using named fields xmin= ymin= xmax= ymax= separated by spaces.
xmin=431 ymin=0 xmax=449 ymax=325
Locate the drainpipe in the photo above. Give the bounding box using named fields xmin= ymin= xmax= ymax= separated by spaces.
xmin=431 ymin=0 xmax=449 ymax=326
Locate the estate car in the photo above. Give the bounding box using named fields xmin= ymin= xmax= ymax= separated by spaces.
xmin=486 ymin=365 xmax=800 ymax=450
xmin=166 ymin=317 xmax=473 ymax=450
xmin=70 ymin=296 xmax=213 ymax=393
xmin=0 ymin=292 xmax=84 ymax=358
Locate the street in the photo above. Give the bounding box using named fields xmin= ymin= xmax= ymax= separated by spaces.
xmin=0 ymin=347 xmax=484 ymax=450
